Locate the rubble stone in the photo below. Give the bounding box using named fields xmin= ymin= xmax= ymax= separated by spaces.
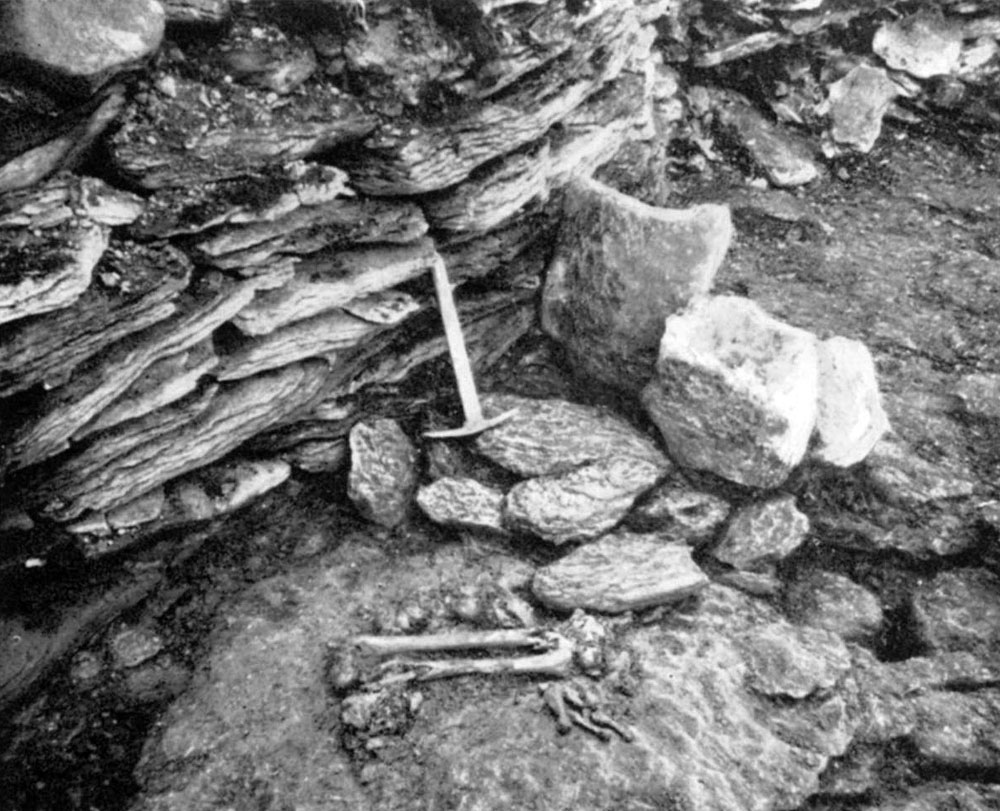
xmin=642 ymin=295 xmax=819 ymax=488
xmin=347 ymin=418 xmax=418 ymax=529
xmin=626 ymin=480 xmax=730 ymax=540
xmin=416 ymin=478 xmax=507 ymax=535
xmin=814 ymin=336 xmax=890 ymax=467
xmin=713 ymin=495 xmax=809 ymax=571
xmin=874 ymin=11 xmax=963 ymax=80
xmin=867 ymin=438 xmax=976 ymax=506
xmin=503 ymin=456 xmax=666 ymax=545
xmin=912 ymin=569 xmax=1000 ymax=656
xmin=542 ymin=176 xmax=730 ymax=392
xmin=955 ymin=373 xmax=1000 ymax=420
xmin=822 ymin=65 xmax=898 ymax=155
xmin=531 ymin=532 xmax=709 ymax=613
xmin=785 ymin=571 xmax=884 ymax=643
xmin=475 ymin=393 xmax=669 ymax=478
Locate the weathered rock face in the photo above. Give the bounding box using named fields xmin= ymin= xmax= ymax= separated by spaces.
xmin=642 ymin=295 xmax=820 ymax=488
xmin=542 ymin=176 xmax=731 ymax=392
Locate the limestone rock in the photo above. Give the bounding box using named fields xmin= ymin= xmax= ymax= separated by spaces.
xmin=531 ymin=531 xmax=709 ymax=613
xmin=0 ymin=221 xmax=107 ymax=326
xmin=503 ymin=456 xmax=666 ymax=545
xmin=867 ymin=438 xmax=976 ymax=506
xmin=813 ymin=336 xmax=890 ymax=467
xmin=231 ymin=240 xmax=437 ymax=336
xmin=714 ymin=93 xmax=820 ymax=188
xmin=110 ymin=626 xmax=164 ymax=669
xmin=282 ymin=440 xmax=348 ymax=475
xmin=785 ymin=571 xmax=884 ymax=643
xmin=347 ymin=419 xmax=418 ymax=529
xmin=873 ymin=11 xmax=963 ymax=79
xmin=33 ymin=361 xmax=329 ymax=522
xmin=627 ymin=480 xmax=730 ymax=541
xmin=0 ymin=241 xmax=191 ymax=398
xmin=542 ymin=177 xmax=730 ymax=392
xmin=822 ymin=65 xmax=898 ymax=156
xmin=712 ymin=495 xmax=809 ymax=571
xmin=642 ymin=295 xmax=820 ymax=488
xmin=474 ymin=393 xmax=669 ymax=477
xmin=912 ymin=569 xmax=1000 ymax=656
xmin=0 ymin=0 xmax=165 ymax=97
xmin=416 ymin=478 xmax=507 ymax=535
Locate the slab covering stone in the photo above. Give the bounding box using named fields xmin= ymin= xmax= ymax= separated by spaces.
xmin=814 ymin=336 xmax=890 ymax=467
xmin=348 ymin=418 xmax=418 ymax=529
xmin=531 ymin=531 xmax=709 ymax=613
xmin=785 ymin=571 xmax=884 ymax=643
xmin=0 ymin=0 xmax=165 ymax=97
xmin=642 ymin=295 xmax=820 ymax=488
xmin=542 ymin=176 xmax=731 ymax=392
xmin=713 ymin=494 xmax=809 ymax=571
xmin=475 ymin=392 xmax=669 ymax=478
xmin=416 ymin=478 xmax=507 ymax=535
xmin=503 ymin=455 xmax=667 ymax=545
xmin=911 ymin=568 xmax=1000 ymax=656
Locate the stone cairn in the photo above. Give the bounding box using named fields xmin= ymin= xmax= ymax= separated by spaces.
xmin=0 ymin=2 xmax=997 ymax=563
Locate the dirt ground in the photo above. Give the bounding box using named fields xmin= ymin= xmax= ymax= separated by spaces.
xmin=2 ymin=115 xmax=1000 ymax=810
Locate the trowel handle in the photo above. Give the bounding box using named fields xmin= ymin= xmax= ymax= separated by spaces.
xmin=430 ymin=256 xmax=484 ymax=424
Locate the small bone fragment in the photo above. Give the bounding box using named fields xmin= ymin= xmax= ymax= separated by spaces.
xmin=590 ymin=710 xmax=636 ymax=742
xmin=566 ymin=707 xmax=613 ymax=741
xmin=541 ymin=683 xmax=573 ymax=734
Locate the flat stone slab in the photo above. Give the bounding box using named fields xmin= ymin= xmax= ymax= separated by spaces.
xmin=348 ymin=418 xmax=418 ymax=529
xmin=712 ymin=494 xmax=809 ymax=571
xmin=642 ymin=295 xmax=819 ymax=488
xmin=542 ymin=176 xmax=730 ymax=392
xmin=531 ymin=531 xmax=709 ymax=613
xmin=416 ymin=477 xmax=507 ymax=535
xmin=503 ymin=455 xmax=667 ymax=545
xmin=475 ymin=392 xmax=669 ymax=477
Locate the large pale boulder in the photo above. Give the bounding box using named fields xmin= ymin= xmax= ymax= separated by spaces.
xmin=873 ymin=11 xmax=962 ymax=79
xmin=642 ymin=295 xmax=819 ymax=488
xmin=821 ymin=65 xmax=898 ymax=156
xmin=814 ymin=336 xmax=890 ymax=467
xmin=542 ymin=176 xmax=731 ymax=392
xmin=0 ymin=0 xmax=165 ymax=97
